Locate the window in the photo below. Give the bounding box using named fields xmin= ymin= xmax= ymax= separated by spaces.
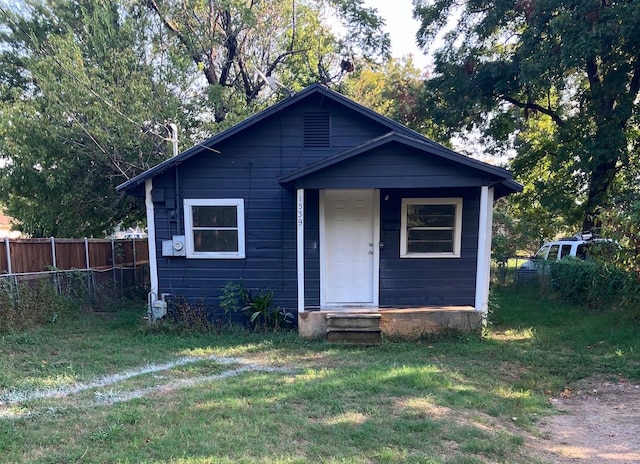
xmin=184 ymin=199 xmax=245 ymax=259
xmin=400 ymin=198 xmax=463 ymax=258
xmin=534 ymin=244 xmax=550 ymax=260
xmin=547 ymin=244 xmax=560 ymax=260
xmin=559 ymin=244 xmax=572 ymax=259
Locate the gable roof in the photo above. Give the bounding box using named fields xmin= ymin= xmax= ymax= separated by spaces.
xmin=277 ymin=131 xmax=518 ymax=188
xmin=117 ymin=83 xmax=521 ymax=195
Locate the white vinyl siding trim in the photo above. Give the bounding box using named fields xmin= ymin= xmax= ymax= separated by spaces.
xmin=400 ymin=198 xmax=463 ymax=258
xmin=296 ymin=189 xmax=305 ymax=313
xmin=145 ymin=179 xmax=158 ymax=294
xmin=184 ymin=199 xmax=245 ymax=259
xmin=475 ymin=186 xmax=494 ymax=313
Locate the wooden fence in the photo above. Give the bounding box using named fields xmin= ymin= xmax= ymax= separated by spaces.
xmin=0 ymin=237 xmax=148 ymax=275
xmin=0 ymin=237 xmax=150 ymax=300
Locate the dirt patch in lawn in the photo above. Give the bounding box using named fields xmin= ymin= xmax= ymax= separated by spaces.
xmin=526 ymin=377 xmax=640 ymax=463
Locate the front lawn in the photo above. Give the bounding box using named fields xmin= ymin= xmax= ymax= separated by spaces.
xmin=1 ymin=286 xmax=638 ymax=463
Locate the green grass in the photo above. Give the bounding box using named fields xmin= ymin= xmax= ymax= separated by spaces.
xmin=0 ymin=286 xmax=639 ymax=463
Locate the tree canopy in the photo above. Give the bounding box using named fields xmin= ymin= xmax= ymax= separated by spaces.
xmin=414 ymin=0 xmax=640 ymax=236
xmin=343 ymin=56 xmax=447 ymax=140
xmin=0 ymin=0 xmax=391 ymax=237
xmin=145 ymin=0 xmax=390 ymax=123
xmin=0 ymin=0 xmax=199 ymax=237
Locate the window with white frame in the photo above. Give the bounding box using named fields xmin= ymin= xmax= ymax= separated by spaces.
xmin=183 ymin=199 xmax=245 ymax=259
xmin=400 ymin=198 xmax=463 ymax=258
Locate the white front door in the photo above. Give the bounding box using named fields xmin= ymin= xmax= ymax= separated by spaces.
xmin=321 ymin=189 xmax=378 ymax=306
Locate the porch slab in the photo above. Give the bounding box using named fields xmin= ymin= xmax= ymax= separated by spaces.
xmin=298 ymin=306 xmax=483 ymax=341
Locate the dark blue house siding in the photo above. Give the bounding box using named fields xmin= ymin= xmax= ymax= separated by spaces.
xmin=149 ymin=96 xmax=400 ymax=315
xmin=378 ymin=187 xmax=480 ymax=307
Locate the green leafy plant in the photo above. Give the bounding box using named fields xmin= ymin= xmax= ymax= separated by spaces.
xmin=243 ymin=289 xmax=273 ymax=325
xmin=219 ymin=280 xmax=249 ymax=314
xmin=243 ymin=289 xmax=293 ymax=331
xmin=220 ymin=281 xmax=293 ymax=331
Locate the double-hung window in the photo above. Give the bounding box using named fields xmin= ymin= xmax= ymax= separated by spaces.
xmin=400 ymin=198 xmax=462 ymax=258
xmin=184 ymin=199 xmax=245 ymax=259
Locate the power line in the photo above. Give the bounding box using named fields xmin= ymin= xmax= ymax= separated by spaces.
xmin=0 ymin=4 xmax=221 ymax=164
xmin=0 ymin=4 xmax=171 ymax=140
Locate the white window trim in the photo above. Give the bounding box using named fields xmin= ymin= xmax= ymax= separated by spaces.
xmin=400 ymin=197 xmax=463 ymax=258
xmin=183 ymin=199 xmax=245 ymax=259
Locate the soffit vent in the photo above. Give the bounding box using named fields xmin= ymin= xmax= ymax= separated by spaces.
xmin=304 ymin=112 xmax=331 ymax=148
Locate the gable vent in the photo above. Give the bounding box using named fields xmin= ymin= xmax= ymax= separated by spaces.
xmin=304 ymin=112 xmax=331 ymax=148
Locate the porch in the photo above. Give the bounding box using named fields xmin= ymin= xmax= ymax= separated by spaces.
xmin=298 ymin=306 xmax=483 ymax=342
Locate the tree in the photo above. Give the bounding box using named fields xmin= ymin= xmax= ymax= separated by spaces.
xmin=343 ymin=56 xmax=447 ymax=139
xmin=145 ymin=0 xmax=391 ymax=123
xmin=0 ymin=0 xmax=197 ymax=237
xmin=414 ymin=0 xmax=640 ymax=235
xmin=0 ymin=0 xmax=392 ymax=237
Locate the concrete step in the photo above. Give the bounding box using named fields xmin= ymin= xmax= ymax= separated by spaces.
xmin=326 ymin=313 xmax=381 ymax=329
xmin=326 ymin=313 xmax=382 ymax=345
xmin=326 ymin=328 xmax=382 ymax=345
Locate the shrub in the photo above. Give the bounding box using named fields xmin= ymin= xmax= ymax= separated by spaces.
xmin=548 ymin=259 xmax=629 ymax=310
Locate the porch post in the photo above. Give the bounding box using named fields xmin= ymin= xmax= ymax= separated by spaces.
xmin=145 ymin=179 xmax=159 ymax=296
xmin=296 ymin=189 xmax=305 ymax=313
xmin=475 ymin=186 xmax=494 ymax=313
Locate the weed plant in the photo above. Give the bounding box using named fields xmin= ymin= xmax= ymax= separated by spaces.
xmin=0 ymin=278 xmax=70 ymax=332
xmin=0 ymin=271 xmax=146 ymax=333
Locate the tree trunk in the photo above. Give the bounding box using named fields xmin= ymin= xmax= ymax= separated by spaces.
xmin=582 ymin=157 xmax=617 ymax=236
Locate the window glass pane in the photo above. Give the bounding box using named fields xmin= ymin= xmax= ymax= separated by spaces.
xmin=407 ymin=229 xmax=453 ymax=253
xmin=194 ymin=230 xmax=238 ymax=252
xmin=407 ymin=204 xmax=455 ymax=228
xmin=193 ymin=206 xmax=237 ymax=227
xmin=534 ymin=245 xmax=550 ymax=259
xmin=559 ymin=244 xmax=571 ymax=259
xmin=547 ymin=245 xmax=560 ymax=260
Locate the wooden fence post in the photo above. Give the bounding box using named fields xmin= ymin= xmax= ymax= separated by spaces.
xmin=111 ymin=238 xmax=117 ymax=300
xmin=4 ymin=236 xmax=18 ymax=291
xmin=4 ymin=237 xmax=11 ymax=275
xmin=50 ymin=237 xmax=60 ymax=295
xmin=84 ymin=237 xmax=91 ymax=299
xmin=132 ymin=238 xmax=137 ymax=288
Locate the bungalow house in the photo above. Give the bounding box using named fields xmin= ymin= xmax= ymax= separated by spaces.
xmin=117 ymin=84 xmax=522 ymax=341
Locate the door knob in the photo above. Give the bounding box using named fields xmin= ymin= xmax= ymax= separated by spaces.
xmin=369 ymin=243 xmax=373 ymax=247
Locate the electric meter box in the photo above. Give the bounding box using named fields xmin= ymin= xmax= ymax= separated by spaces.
xmin=161 ymin=235 xmax=186 ymax=257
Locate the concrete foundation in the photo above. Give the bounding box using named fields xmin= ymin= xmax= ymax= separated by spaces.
xmin=298 ymin=307 xmax=483 ymax=341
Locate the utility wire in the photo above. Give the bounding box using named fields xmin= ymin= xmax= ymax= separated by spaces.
xmin=0 ymin=5 xmax=169 ymax=141
xmin=0 ymin=4 xmax=220 ymax=164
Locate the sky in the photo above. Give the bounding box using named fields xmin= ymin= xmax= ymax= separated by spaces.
xmin=363 ymin=0 xmax=431 ymax=70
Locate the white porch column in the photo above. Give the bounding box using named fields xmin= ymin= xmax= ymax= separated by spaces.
xmin=475 ymin=186 xmax=494 ymax=313
xmin=145 ymin=179 xmax=159 ymax=296
xmin=296 ymin=189 xmax=305 ymax=313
